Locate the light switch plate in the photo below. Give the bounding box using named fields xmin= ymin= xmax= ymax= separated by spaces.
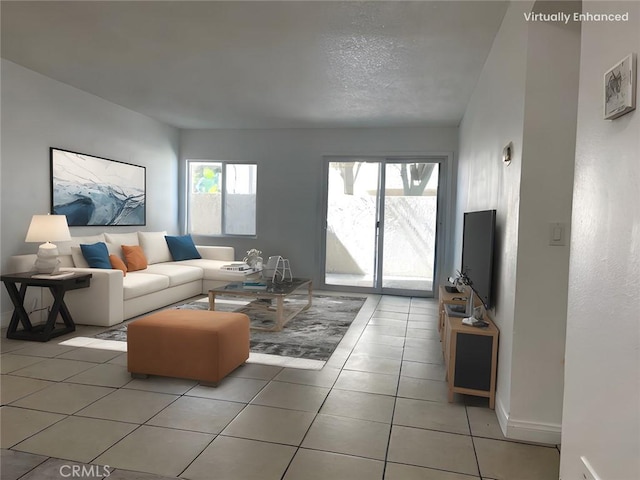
xmin=549 ymin=222 xmax=566 ymax=246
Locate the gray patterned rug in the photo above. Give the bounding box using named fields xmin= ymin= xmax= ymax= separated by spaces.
xmin=95 ymin=294 xmax=366 ymax=362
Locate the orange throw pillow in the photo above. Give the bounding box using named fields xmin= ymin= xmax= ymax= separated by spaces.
xmin=121 ymin=245 xmax=148 ymax=272
xmin=109 ymin=254 xmax=127 ymax=277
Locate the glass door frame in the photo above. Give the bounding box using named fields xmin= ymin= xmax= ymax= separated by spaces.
xmin=319 ymin=154 xmax=451 ymax=298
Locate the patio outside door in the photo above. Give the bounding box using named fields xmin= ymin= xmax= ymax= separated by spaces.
xmin=323 ymin=157 xmax=442 ymax=296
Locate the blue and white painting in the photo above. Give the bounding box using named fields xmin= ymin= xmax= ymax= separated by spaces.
xmin=51 ymin=148 xmax=146 ymax=226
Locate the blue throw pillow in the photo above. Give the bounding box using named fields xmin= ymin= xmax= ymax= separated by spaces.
xmin=80 ymin=242 xmax=111 ymax=269
xmin=165 ymin=235 xmax=202 ymax=261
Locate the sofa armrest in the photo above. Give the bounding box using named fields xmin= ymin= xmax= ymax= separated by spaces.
xmin=196 ymin=246 xmax=235 ymax=262
xmin=57 ymin=267 xmax=125 ymax=327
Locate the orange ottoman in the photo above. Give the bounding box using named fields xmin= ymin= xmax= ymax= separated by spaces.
xmin=127 ymin=309 xmax=250 ymax=385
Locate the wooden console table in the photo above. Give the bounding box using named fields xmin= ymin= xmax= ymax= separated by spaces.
xmin=1 ymin=272 xmax=92 ymax=342
xmin=441 ymin=288 xmax=499 ymax=409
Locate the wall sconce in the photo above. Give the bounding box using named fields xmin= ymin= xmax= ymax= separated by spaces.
xmin=502 ymin=142 xmax=513 ymax=166
xmin=25 ymin=214 xmax=72 ymax=274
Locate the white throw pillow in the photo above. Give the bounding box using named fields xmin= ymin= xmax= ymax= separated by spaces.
xmin=104 ymin=232 xmax=139 ymax=246
xmin=57 ymin=234 xmax=106 ymax=255
xmin=104 ymin=232 xmax=139 ymax=259
xmin=70 ymin=246 xmax=90 ymax=268
xmin=138 ymin=231 xmax=172 ymax=264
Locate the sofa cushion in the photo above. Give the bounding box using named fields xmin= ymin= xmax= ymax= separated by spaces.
xmin=57 ymin=234 xmax=106 ymax=255
xmin=105 ymin=232 xmax=139 ymax=259
xmin=165 ymin=235 xmax=202 ymax=261
xmin=144 ymin=264 xmax=203 ymax=287
xmin=122 ymin=245 xmax=148 ymax=272
xmin=58 ymin=254 xmax=75 ymax=268
xmin=70 ymin=246 xmax=89 ymax=268
xmin=80 ymin=242 xmax=111 ymax=269
xmin=138 ymin=231 xmax=173 ymax=264
xmin=105 ymin=232 xmax=139 ymax=246
xmin=123 ymin=273 xmax=170 ymax=300
xmin=170 ymin=259 xmax=248 ymax=281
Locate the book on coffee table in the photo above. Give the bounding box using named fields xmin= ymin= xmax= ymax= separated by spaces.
xmin=221 ymin=263 xmax=252 ymax=271
xmin=242 ymin=280 xmax=268 ymax=290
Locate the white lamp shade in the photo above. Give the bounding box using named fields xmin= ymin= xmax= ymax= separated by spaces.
xmin=25 ymin=215 xmax=72 ymax=243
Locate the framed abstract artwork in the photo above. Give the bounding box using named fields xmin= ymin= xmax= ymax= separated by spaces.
xmin=50 ymin=148 xmax=146 ymax=226
xmin=604 ymin=53 xmax=637 ymax=120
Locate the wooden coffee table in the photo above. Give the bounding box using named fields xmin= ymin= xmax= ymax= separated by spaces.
xmin=208 ymin=278 xmax=312 ymax=332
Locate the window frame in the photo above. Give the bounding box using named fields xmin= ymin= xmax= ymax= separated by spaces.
xmin=185 ymin=159 xmax=257 ymax=237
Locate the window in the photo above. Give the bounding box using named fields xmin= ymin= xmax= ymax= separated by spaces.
xmin=187 ymin=161 xmax=257 ymax=236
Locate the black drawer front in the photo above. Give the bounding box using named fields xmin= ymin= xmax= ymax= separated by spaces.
xmin=67 ymin=276 xmax=91 ymax=290
xmin=454 ymin=333 xmax=493 ymax=391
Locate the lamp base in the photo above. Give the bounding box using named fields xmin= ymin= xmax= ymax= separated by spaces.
xmin=34 ymin=243 xmax=61 ymax=274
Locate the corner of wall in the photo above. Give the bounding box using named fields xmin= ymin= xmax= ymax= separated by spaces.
xmin=496 ymin=395 xmax=562 ymax=445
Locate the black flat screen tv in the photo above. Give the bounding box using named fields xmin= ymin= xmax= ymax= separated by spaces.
xmin=462 ymin=209 xmax=496 ymax=309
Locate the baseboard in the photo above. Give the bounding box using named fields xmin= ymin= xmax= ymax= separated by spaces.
xmin=495 ymin=395 xmax=510 ymax=436
xmin=506 ymin=417 xmax=561 ymax=445
xmin=495 ymin=396 xmax=562 ymax=445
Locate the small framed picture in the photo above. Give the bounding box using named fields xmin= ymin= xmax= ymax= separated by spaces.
xmin=604 ymin=53 xmax=636 ymax=120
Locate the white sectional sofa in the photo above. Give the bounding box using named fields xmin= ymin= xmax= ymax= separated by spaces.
xmin=8 ymin=231 xmax=248 ymax=327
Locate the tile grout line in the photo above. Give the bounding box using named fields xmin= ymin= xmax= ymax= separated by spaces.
xmin=466 ymin=405 xmax=484 ymax=480
xmin=8 ymin=338 xmax=236 ymax=477
xmin=380 ymin=302 xmax=409 ymax=479
xmin=277 ymin=299 xmax=380 ymax=479
xmin=13 ymin=454 xmax=50 ymax=480
xmin=82 ymin=372 xmax=190 ymax=469
xmin=87 ymin=366 xmax=269 ymax=476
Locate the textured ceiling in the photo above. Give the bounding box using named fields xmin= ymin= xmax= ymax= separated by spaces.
xmin=1 ymin=1 xmax=508 ymax=129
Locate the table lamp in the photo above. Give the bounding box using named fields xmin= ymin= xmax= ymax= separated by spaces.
xmin=25 ymin=214 xmax=72 ymax=274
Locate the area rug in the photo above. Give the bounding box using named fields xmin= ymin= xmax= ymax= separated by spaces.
xmin=94 ymin=294 xmax=366 ymax=369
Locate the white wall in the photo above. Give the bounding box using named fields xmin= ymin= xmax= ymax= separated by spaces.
xmin=510 ymin=2 xmax=580 ymax=441
xmin=458 ymin=0 xmax=580 ymax=444
xmin=180 ymin=127 xmax=458 ymax=288
xmin=560 ymin=1 xmax=640 ymax=479
xmin=457 ymin=0 xmax=532 ymax=435
xmin=1 ymin=60 xmax=180 ymax=320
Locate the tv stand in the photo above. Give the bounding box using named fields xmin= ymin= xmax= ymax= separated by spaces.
xmin=447 ymin=304 xmax=467 ymax=314
xmin=439 ymin=285 xmax=499 ymax=409
xmin=438 ymin=286 xmax=468 ymax=339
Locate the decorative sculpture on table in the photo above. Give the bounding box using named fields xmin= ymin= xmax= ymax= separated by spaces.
xmin=243 ymin=248 xmax=263 ymax=270
xmin=263 ymin=255 xmax=292 ymax=283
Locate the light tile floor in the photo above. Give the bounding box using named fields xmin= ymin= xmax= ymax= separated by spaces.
xmin=1 ymin=295 xmax=560 ymax=480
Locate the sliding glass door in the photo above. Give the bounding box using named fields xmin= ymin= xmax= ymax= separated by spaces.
xmin=381 ymin=161 xmax=439 ymax=291
xmin=323 ymin=157 xmax=442 ymax=295
xmin=324 ymin=161 xmax=380 ymax=288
